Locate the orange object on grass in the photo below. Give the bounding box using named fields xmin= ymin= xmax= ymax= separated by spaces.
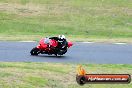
xmin=77 ymin=65 xmax=86 ymax=75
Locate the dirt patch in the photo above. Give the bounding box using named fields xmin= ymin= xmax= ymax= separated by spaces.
xmin=0 ymin=3 xmax=72 ymax=16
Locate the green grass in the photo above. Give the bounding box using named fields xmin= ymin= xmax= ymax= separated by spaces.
xmin=0 ymin=62 xmax=131 ymax=88
xmin=0 ymin=0 xmax=132 ymax=42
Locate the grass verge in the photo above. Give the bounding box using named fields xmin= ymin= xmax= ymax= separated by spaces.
xmin=0 ymin=0 xmax=132 ymax=42
xmin=1 ymin=34 xmax=132 ymax=43
xmin=0 ymin=62 xmax=131 ymax=88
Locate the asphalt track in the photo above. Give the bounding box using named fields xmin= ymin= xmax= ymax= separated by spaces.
xmin=0 ymin=41 xmax=132 ymax=64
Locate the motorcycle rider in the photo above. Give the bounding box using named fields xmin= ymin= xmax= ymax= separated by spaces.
xmin=49 ymin=35 xmax=68 ymax=54
xmin=49 ymin=35 xmax=68 ymax=48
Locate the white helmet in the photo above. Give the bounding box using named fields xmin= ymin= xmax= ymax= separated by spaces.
xmin=58 ymin=35 xmax=65 ymax=39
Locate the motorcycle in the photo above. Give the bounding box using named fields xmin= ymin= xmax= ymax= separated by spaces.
xmin=30 ymin=37 xmax=73 ymax=56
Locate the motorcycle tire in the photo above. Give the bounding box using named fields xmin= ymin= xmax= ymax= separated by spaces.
xmin=30 ymin=47 xmax=40 ymax=56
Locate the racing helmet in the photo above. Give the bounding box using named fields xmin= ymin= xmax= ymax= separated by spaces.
xmin=58 ymin=35 xmax=65 ymax=40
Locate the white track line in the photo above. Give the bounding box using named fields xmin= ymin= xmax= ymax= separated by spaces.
xmin=19 ymin=41 xmax=128 ymax=45
xmin=113 ymin=43 xmax=127 ymax=45
xmin=81 ymin=42 xmax=127 ymax=45
xmin=19 ymin=41 xmax=36 ymax=42
xmin=82 ymin=42 xmax=94 ymax=44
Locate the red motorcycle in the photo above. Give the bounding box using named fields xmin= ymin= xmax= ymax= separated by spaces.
xmin=30 ymin=37 xmax=73 ymax=56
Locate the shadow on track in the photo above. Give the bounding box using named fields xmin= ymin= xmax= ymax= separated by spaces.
xmin=30 ymin=55 xmax=68 ymax=59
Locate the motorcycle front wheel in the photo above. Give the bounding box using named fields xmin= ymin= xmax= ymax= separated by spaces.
xmin=30 ymin=47 xmax=40 ymax=56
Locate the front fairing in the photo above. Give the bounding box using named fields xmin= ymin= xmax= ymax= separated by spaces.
xmin=37 ymin=38 xmax=58 ymax=50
